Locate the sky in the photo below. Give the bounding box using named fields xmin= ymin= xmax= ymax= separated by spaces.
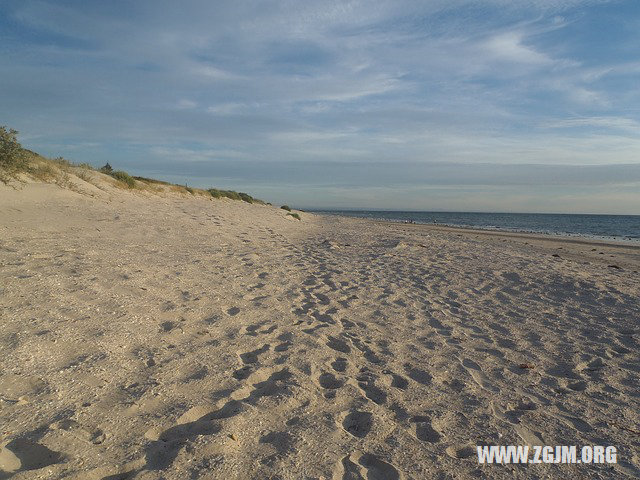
xmin=1 ymin=0 xmax=639 ymax=213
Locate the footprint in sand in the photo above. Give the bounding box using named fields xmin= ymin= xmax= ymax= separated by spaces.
xmin=445 ymin=444 xmax=476 ymax=459
xmin=249 ymin=282 xmax=266 ymax=291
xmin=404 ymin=365 xmax=432 ymax=386
xmin=567 ymin=380 xmax=588 ymax=391
xmin=274 ymin=341 xmax=292 ymax=352
xmin=334 ymin=452 xmax=402 ymax=480
xmin=0 ymin=438 xmax=63 ymax=475
xmin=351 ymin=338 xmax=382 ymax=364
xmin=356 ymin=372 xmax=387 ymax=405
xmin=238 ymin=344 xmax=270 ymax=365
xmin=50 ymin=418 xmax=106 ymax=444
xmin=160 ymin=321 xmax=176 ymax=332
xmin=326 ymin=335 xmax=351 ymax=354
xmin=260 ymin=325 xmax=277 ymax=335
xmin=341 ymin=410 xmax=373 ymax=438
xmin=461 ymin=358 xmax=499 ymax=393
xmin=232 ymin=366 xmax=253 ymax=380
xmin=514 ymin=425 xmax=544 ymax=446
xmin=390 ymin=374 xmax=408 ymax=390
xmin=302 ymin=324 xmax=328 ymax=335
xmin=335 ymin=454 xmax=364 ymax=480
xmin=410 ymin=416 xmax=442 ymax=443
xmin=274 ymin=332 xmax=293 ymax=352
xmin=318 ymin=372 xmax=344 ymax=390
xmin=313 ymin=292 xmax=331 ymax=305
xmin=358 ymin=453 xmax=401 ymax=480
xmin=244 ymin=322 xmax=264 ymax=336
xmin=341 ymin=319 xmax=356 ymax=329
xmin=332 ymin=357 xmax=348 ymax=373
xmin=303 ymin=276 xmax=318 ymax=286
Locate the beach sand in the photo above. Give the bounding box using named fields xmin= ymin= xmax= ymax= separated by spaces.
xmin=1 ymin=174 xmax=639 ymax=479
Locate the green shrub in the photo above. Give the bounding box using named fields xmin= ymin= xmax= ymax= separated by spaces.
xmin=207 ymin=188 xmax=258 ymax=202
xmin=281 ymin=205 xmax=292 ymax=212
xmin=238 ymin=192 xmax=254 ymax=203
xmin=110 ymin=170 xmax=136 ymax=188
xmin=208 ymin=188 xmax=222 ymax=198
xmin=287 ymin=213 xmax=301 ymax=220
xmin=0 ymin=126 xmax=27 ymax=182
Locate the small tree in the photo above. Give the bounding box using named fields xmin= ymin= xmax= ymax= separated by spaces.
xmin=100 ymin=162 xmax=113 ymax=174
xmin=0 ymin=126 xmax=27 ymax=181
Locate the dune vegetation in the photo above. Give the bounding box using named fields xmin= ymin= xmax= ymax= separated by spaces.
xmin=0 ymin=126 xmax=266 ymax=205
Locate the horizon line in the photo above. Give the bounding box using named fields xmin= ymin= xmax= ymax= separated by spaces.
xmin=301 ymin=208 xmax=640 ymax=217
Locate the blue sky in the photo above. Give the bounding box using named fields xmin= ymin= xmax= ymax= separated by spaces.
xmin=1 ymin=0 xmax=639 ymax=213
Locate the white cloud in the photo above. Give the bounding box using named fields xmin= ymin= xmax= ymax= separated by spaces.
xmin=177 ymin=99 xmax=197 ymax=109
xmin=483 ymin=31 xmax=553 ymax=65
xmin=206 ymin=103 xmax=248 ymax=115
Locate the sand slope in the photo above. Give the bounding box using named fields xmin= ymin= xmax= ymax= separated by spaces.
xmin=1 ymin=177 xmax=639 ymax=479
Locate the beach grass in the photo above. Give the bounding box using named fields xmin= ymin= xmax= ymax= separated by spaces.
xmin=109 ymin=170 xmax=136 ymax=188
xmin=0 ymin=126 xmax=266 ymax=204
xmin=208 ymin=188 xmax=265 ymax=204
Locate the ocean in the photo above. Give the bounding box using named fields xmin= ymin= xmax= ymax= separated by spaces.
xmin=310 ymin=210 xmax=640 ymax=243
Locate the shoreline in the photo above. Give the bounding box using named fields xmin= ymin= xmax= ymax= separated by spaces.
xmin=312 ymin=211 xmax=640 ymax=247
xmin=377 ymin=220 xmax=640 ymax=250
xmin=313 ymin=213 xmax=640 ymax=275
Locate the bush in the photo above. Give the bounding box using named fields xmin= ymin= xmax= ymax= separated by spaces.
xmin=0 ymin=126 xmax=27 ymax=182
xmin=281 ymin=205 xmax=292 ymax=212
xmin=110 ymin=170 xmax=136 ymax=188
xmin=238 ymin=192 xmax=254 ymax=203
xmin=225 ymin=190 xmax=241 ymax=201
xmin=287 ymin=213 xmax=301 ymax=220
xmin=207 ymin=188 xmax=257 ymax=202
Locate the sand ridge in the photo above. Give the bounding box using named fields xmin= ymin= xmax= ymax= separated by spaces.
xmin=1 ymin=178 xmax=639 ymax=479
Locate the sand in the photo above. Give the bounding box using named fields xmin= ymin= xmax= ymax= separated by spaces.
xmin=1 ymin=173 xmax=639 ymax=479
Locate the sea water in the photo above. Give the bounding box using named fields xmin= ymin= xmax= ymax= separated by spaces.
xmin=311 ymin=210 xmax=640 ymax=243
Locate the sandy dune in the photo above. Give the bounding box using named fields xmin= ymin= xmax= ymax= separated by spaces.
xmin=1 ymin=176 xmax=639 ymax=479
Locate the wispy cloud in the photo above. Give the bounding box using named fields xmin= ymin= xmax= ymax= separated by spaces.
xmin=545 ymin=116 xmax=640 ymax=132
xmin=483 ymin=30 xmax=553 ymax=66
